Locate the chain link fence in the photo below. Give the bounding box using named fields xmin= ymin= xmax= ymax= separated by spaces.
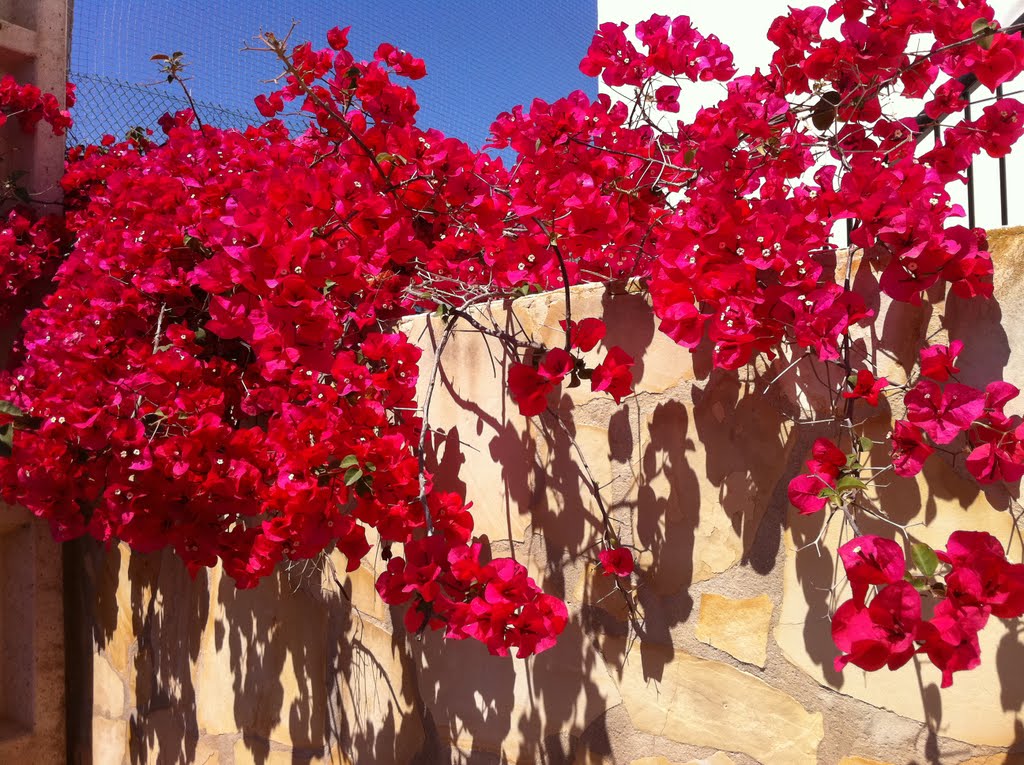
xmin=66 ymin=72 xmax=260 ymax=146
xmin=67 ymin=0 xmax=597 ymax=147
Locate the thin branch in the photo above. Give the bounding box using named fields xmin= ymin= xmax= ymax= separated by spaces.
xmin=533 ymin=217 xmax=573 ymax=353
xmin=417 ymin=293 xmax=519 ymax=532
xmin=258 ymin=31 xmax=395 ymax=192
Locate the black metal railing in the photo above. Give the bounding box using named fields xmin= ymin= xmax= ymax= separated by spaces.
xmin=912 ymin=10 xmax=1024 ymax=230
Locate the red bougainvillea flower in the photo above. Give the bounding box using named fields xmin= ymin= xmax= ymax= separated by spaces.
xmin=3 ymin=0 xmax=1024 ymax=677
xmin=843 ymin=369 xmax=888 ymax=406
xmin=787 ymin=438 xmax=846 ymax=514
xmin=982 ymin=381 xmax=1021 ymax=427
xmin=905 ymin=380 xmax=985 ymax=444
xmin=374 ymin=43 xmax=427 ymax=80
xmin=655 ymin=84 xmax=682 ymax=113
xmin=591 ymin=346 xmax=635 ymax=403
xmin=832 ymin=581 xmax=922 ymax=672
xmin=560 ymin=317 xmax=607 ymax=353
xmin=598 ymin=546 xmax=634 ymax=577
xmin=579 ymin=21 xmax=649 ymax=86
xmin=508 ymin=364 xmax=553 ymax=417
xmin=539 ymin=348 xmax=574 ymax=381
xmin=941 ymin=531 xmax=1024 ymax=619
xmin=919 ymin=340 xmax=963 ymax=382
xmin=811 ymin=437 xmax=847 ymax=472
xmin=326 ymin=25 xmax=351 ymax=50
xmin=838 ymin=535 xmax=906 ymax=606
xmin=966 ymin=422 xmax=1024 ymax=483
xmin=511 ymin=593 xmax=569 ymax=658
xmin=787 ymin=473 xmax=832 ymax=514
xmin=942 ymin=530 xmax=1009 ymax=568
xmin=508 ymin=348 xmax=574 ymax=416
xmin=924 ymin=79 xmax=968 ymax=121
xmin=378 ymin=537 xmax=567 ymax=657
xmin=890 ymin=421 xmax=935 ymax=477
xmin=918 ymin=600 xmax=989 ymax=688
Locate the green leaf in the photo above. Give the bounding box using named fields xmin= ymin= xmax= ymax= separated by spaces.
xmin=354 ymin=473 xmax=374 ymax=496
xmin=859 ymin=435 xmax=874 ymax=453
xmin=905 ymin=573 xmax=931 ymax=594
xmin=911 ymin=542 xmax=939 ymax=577
xmin=339 ymin=454 xmax=359 ymax=469
xmin=0 ymin=424 xmax=12 ymax=458
xmin=835 ymin=474 xmax=867 ymax=492
xmin=343 ymin=467 xmax=364 ymax=486
xmin=972 ymin=17 xmax=996 ymax=49
xmin=0 ymin=401 xmax=26 ymax=419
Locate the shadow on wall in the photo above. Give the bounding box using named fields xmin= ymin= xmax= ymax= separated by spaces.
xmin=777 ymin=229 xmax=1024 ymax=761
xmin=67 ymin=236 xmax=1024 ymax=762
xmin=67 ymin=537 xmax=430 ymax=764
xmin=410 ymin=283 xmax=803 ymax=760
xmin=67 ymin=540 xmax=210 ymax=765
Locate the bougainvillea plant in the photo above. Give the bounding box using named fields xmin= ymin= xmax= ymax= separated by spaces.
xmin=2 ymin=1 xmax=1024 ymax=676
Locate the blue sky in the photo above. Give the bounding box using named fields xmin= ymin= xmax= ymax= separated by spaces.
xmin=69 ymin=0 xmax=598 ymax=147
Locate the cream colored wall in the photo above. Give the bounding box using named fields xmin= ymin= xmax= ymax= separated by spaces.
xmin=593 ymin=1 xmax=1024 ymax=235
xmin=73 ymin=228 xmax=1024 ymax=764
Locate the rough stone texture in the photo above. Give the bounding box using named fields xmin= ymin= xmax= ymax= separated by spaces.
xmin=93 ymin=655 xmax=125 ymax=719
xmin=93 ymin=716 xmax=128 ymax=765
xmin=411 ymin=615 xmax=622 ymax=763
xmin=774 ymin=463 xmax=1024 ymax=747
xmin=333 ymin=614 xmax=425 ymax=763
xmin=631 ymin=756 xmax=736 ymax=765
xmin=695 ymin=593 xmax=773 ymax=668
xmin=70 ymin=232 xmax=1024 ymax=763
xmin=603 ymin=638 xmax=822 ymax=765
xmin=958 ymin=756 xmax=1024 ymax=765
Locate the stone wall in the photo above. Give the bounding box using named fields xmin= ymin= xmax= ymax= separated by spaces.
xmin=71 ymin=228 xmax=1024 ymax=764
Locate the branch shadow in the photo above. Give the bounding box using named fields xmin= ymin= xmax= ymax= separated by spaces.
xmin=124 ymin=549 xmax=207 ymax=765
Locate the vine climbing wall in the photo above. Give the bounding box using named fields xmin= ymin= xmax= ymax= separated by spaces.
xmin=71 ymin=228 xmax=1024 ymax=765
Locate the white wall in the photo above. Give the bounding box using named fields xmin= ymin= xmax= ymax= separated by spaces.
xmin=596 ymin=0 xmax=1024 ymax=230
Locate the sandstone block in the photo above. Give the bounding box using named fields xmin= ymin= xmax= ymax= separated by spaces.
xmin=695 ymin=593 xmax=773 ymax=668
xmin=602 ymin=639 xmax=822 ymax=765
